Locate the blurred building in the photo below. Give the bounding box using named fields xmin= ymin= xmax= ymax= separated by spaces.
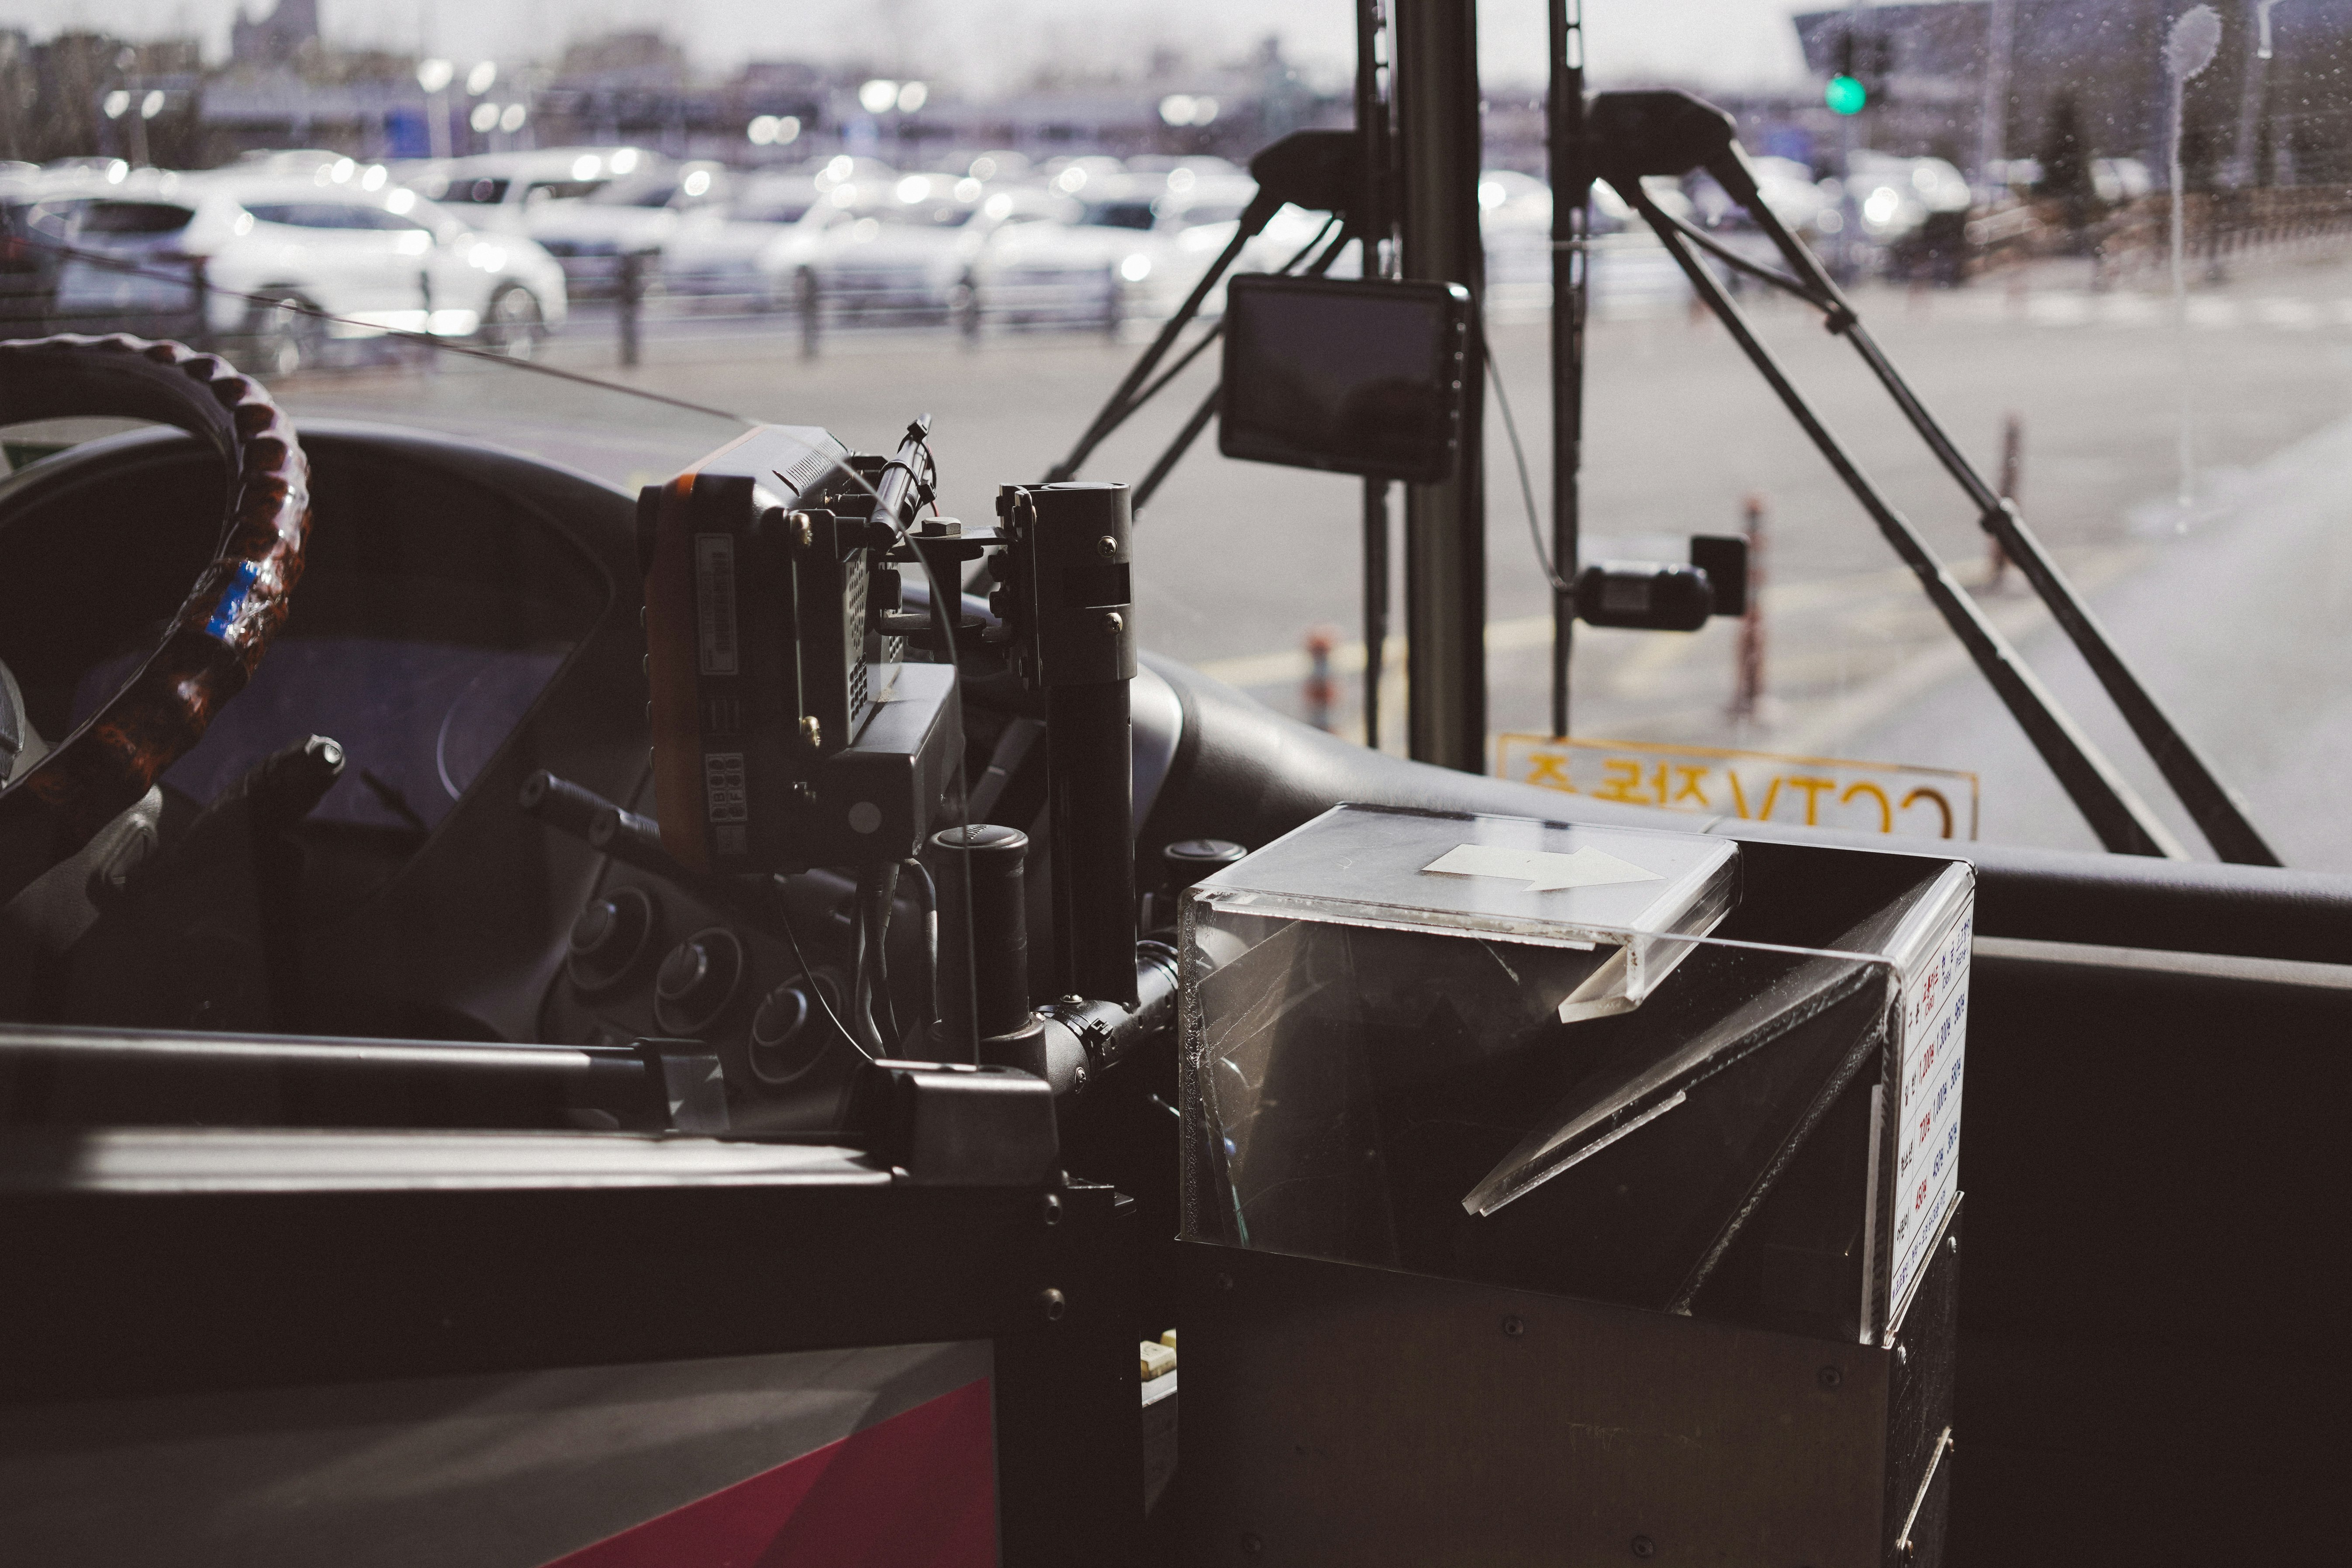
xmin=0 ymin=31 xmax=205 ymax=166
xmin=1795 ymin=0 xmax=2352 ymax=186
xmin=231 ymin=0 xmax=320 ymax=69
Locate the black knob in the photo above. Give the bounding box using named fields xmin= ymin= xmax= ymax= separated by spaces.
xmin=746 ymin=982 xmax=827 ymax=1086
xmin=566 ymin=886 xmax=652 ymax=990
xmin=1164 ymin=838 xmax=1246 ymax=892
xmin=653 ymin=927 xmax=743 ymax=1036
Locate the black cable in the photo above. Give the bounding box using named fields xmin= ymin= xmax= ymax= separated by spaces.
xmin=901 ymin=854 xmax=939 ymax=1039
xmin=770 ymin=877 xmax=872 ymax=1060
xmin=1482 ymin=322 xmax=1573 ymax=594
xmin=11 ymin=232 xmax=758 ymax=425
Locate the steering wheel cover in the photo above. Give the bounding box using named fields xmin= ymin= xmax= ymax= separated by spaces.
xmin=0 ymin=334 xmax=311 ymax=896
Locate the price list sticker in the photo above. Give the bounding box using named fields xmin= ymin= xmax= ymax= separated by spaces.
xmin=1887 ymin=901 xmax=1972 ymax=1332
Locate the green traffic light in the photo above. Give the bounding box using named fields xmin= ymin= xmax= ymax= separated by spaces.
xmin=1826 ymin=75 xmax=1867 ymax=115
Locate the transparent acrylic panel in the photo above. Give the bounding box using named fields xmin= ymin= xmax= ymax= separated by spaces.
xmin=1181 ymin=832 xmax=1971 ymax=1343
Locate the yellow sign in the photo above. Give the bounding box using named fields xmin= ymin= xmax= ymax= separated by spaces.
xmin=1496 ymin=735 xmax=1978 ymax=841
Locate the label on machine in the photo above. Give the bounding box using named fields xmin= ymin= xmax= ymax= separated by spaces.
xmin=1883 ymin=881 xmax=1971 ymax=1338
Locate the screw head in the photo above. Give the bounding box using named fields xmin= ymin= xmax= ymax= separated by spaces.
xmin=1040 ymin=1193 xmax=1062 ymax=1226
xmin=1035 ymin=1287 xmax=1067 ymax=1322
xmin=1501 ymin=1314 xmax=1526 ymax=1338
xmin=1818 ymin=1365 xmax=1843 ymax=1390
xmin=790 ymin=511 xmax=814 ymax=548
xmin=1895 ymin=1343 xmax=1909 ymax=1367
xmin=1948 ymin=1234 xmax=1960 ymax=1255
xmin=1630 ymin=1535 xmax=1657 ymax=1559
xmin=1101 ymin=610 xmax=1125 ymax=636
xmin=1095 ymin=533 xmax=1119 ymax=559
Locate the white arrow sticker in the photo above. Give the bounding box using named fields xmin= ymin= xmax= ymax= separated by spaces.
xmin=1421 ymin=843 xmax=1665 ymax=894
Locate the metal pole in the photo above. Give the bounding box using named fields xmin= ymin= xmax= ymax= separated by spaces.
xmin=1976 ymin=0 xmax=2014 ymax=187
xmin=1362 ymin=480 xmax=1389 ymax=749
xmin=1394 ymin=0 xmax=1488 ymax=772
xmin=1547 ymin=0 xmax=1587 ymax=739
xmin=1630 ymin=189 xmax=2185 ymax=858
xmin=1356 ymin=0 xmax=1397 ymax=754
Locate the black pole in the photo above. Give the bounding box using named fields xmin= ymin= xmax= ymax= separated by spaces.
xmin=1625 ymin=186 xmax=2182 ymax=858
xmin=1394 ymin=0 xmax=1488 ymax=772
xmin=1362 ymin=480 xmax=1390 ymax=750
xmin=1547 ymin=0 xmax=1588 ymax=739
xmin=1699 ymin=150 xmax=2278 ymax=864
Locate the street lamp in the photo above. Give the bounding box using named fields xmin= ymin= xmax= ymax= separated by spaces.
xmin=466 ymin=61 xmax=497 ymax=97
xmin=470 ymin=101 xmax=500 ymax=136
xmin=417 ymin=58 xmax=454 ymax=160
xmin=858 ymin=79 xmax=899 ymax=114
xmin=896 ymin=81 xmax=928 ymax=112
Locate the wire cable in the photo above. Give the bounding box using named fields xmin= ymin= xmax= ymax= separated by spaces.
xmin=1481 ymin=321 xmax=1574 ymax=594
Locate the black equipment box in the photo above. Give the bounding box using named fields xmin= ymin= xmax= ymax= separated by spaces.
xmin=640 ymin=425 xmax=956 ymax=871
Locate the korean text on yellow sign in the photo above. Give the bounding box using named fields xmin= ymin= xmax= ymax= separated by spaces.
xmin=1496 ymin=735 xmax=1978 ymax=840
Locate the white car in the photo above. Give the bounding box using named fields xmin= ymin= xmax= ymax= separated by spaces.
xmin=967 ymin=182 xmax=1185 ymax=326
xmin=525 ymin=162 xmax=732 ymax=295
xmin=403 ymin=146 xmax=650 ymax=230
xmin=33 ymin=163 xmax=567 ymax=372
xmin=787 ymin=174 xmax=993 ymax=320
xmin=660 ymin=173 xmax=822 ymax=303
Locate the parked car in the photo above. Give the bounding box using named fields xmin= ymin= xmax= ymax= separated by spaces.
xmin=790 ymin=174 xmax=991 ymax=320
xmin=966 ymin=183 xmax=1180 ymax=325
xmin=526 ymin=162 xmax=732 ymax=296
xmin=30 ymin=165 xmax=566 ymax=372
xmin=659 ymin=173 xmax=823 ymax=304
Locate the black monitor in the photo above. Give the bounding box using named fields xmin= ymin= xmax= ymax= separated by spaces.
xmin=1218 ymin=275 xmax=1471 ymax=484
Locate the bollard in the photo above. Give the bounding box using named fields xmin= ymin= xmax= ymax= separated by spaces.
xmin=1992 ymin=412 xmax=2022 ymax=588
xmin=955 ymin=272 xmax=980 ymax=350
xmin=796 ymin=266 xmax=820 ymax=360
xmin=1303 ymin=627 xmax=1337 ymax=733
xmin=1731 ymin=496 xmax=1766 ymax=722
xmin=1101 ymin=263 xmax=1124 ymax=342
xmin=188 ymin=256 xmax=212 ymax=353
xmin=617 ymin=250 xmax=644 ymax=368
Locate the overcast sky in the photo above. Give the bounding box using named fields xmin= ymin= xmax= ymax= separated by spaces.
xmin=3 ymin=1 xmax=1817 ymax=93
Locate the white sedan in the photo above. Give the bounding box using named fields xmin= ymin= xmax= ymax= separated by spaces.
xmin=34 ymin=162 xmax=568 ymax=372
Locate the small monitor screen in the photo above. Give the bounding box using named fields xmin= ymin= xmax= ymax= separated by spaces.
xmin=1219 ymin=276 xmax=1469 ymax=484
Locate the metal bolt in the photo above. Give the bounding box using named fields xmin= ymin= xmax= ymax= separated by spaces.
xmin=1501 ymin=1315 xmax=1526 ymax=1338
xmin=1948 ymin=1234 xmax=1960 ymax=1255
xmin=1035 ymin=1288 xmax=1067 ymax=1323
xmin=1101 ymin=610 xmax=1125 ymax=636
xmin=791 ymin=512 xmax=813 ymax=548
xmin=1240 ymin=1533 xmax=1264 ymax=1557
xmin=1095 ymin=533 xmax=1119 ymax=559
xmin=1041 ymin=1193 xmax=1061 ymax=1226
xmin=1818 ymin=1365 xmax=1843 ymax=1390
xmin=799 ymin=715 xmax=822 ymax=746
xmin=1630 ymin=1536 xmax=1657 ymax=1559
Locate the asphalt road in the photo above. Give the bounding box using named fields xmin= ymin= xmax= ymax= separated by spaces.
xmin=271 ymin=242 xmax=2352 ymax=870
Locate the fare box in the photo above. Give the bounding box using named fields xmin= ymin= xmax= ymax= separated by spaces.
xmin=1497 ymin=734 xmax=1979 ymax=842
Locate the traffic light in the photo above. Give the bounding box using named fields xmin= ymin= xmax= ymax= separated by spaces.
xmin=1825 ymin=23 xmax=1892 ymax=114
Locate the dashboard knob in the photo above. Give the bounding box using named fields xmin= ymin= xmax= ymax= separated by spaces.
xmin=747 ymin=982 xmax=826 ymax=1086
xmin=567 ymin=886 xmax=652 ymax=990
xmin=653 ymin=927 xmax=743 ymax=1037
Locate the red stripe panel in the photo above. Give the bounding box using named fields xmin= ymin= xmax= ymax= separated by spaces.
xmin=543 ymin=1377 xmax=997 ymax=1568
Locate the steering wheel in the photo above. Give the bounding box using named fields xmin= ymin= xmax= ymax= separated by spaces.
xmin=0 ymin=335 xmax=312 ymax=906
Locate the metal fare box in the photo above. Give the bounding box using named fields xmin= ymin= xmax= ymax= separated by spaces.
xmin=1176 ymin=804 xmax=1972 ymax=1567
